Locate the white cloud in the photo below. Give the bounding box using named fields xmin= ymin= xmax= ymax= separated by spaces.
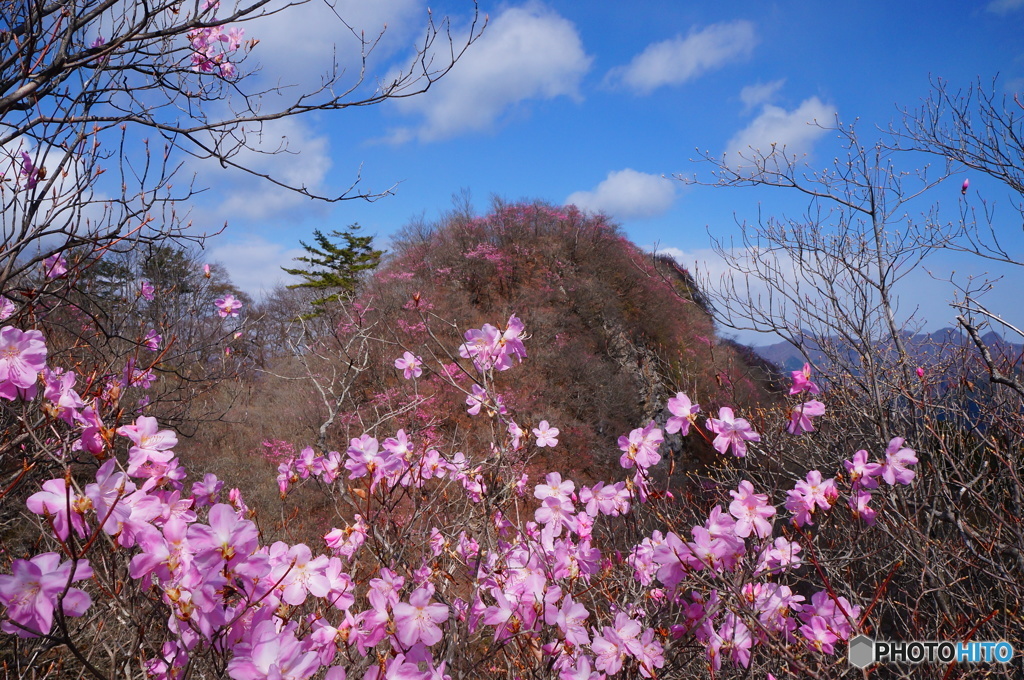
xmin=724 ymin=97 xmax=836 ymax=168
xmin=386 ymin=3 xmax=592 ymax=142
xmin=196 ymin=116 xmax=334 ymax=222
xmin=739 ymin=79 xmax=786 ymax=111
xmin=607 ymin=21 xmax=756 ymax=94
xmin=208 ymin=235 xmax=307 ymax=296
xmin=987 ymin=0 xmax=1024 ymax=13
xmin=244 ymin=0 xmax=423 ymax=94
xmin=566 ymin=169 xmax=677 ymax=220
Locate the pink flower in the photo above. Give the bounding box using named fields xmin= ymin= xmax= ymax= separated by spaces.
xmin=42 ymin=254 xmax=67 ymax=278
xmin=881 ymin=437 xmax=917 ymax=485
xmin=26 ymin=478 xmax=90 ymax=540
xmin=848 ymin=489 xmax=876 ymax=525
xmin=535 ymin=496 xmax=576 ymax=536
xmin=799 ymin=470 xmax=838 ymax=510
xmin=143 ymin=329 xmax=162 ymax=351
xmin=458 ymin=314 xmax=527 ymax=372
xmin=706 ymin=407 xmax=760 ymax=457
xmin=801 ymin=590 xmax=860 ymax=641
xmin=116 ymin=415 xmax=178 ymax=477
xmin=190 ymin=472 xmax=223 ymax=507
xmin=533 ymin=420 xmax=559 ymax=447
xmin=718 ymin=614 xmax=752 ymax=669
xmin=618 ymin=422 xmax=664 ymax=469
xmin=42 ymin=368 xmax=84 ymax=424
xmin=784 ymin=489 xmax=815 ymax=527
xmin=494 ymin=314 xmax=528 ymax=370
xmin=508 ymin=420 xmax=525 ymax=449
xmin=271 ymin=542 xmax=331 ymax=606
xmin=634 ymin=627 xmax=666 ymax=677
xmin=19 ymin=151 xmax=40 ymax=190
xmin=790 ymin=363 xmax=821 ymax=395
xmin=787 ymin=399 xmax=826 ymax=434
xmin=0 ymin=296 xmax=15 ymax=321
xmin=535 ymin=472 xmax=575 ymax=504
xmin=394 ymin=351 xmax=423 ymax=379
xmin=393 ymin=587 xmax=449 ymax=647
xmin=466 ymin=384 xmax=487 ymax=415
xmin=0 ymin=326 xmax=47 ymax=399
xmin=225 ymin=619 xmax=319 ymax=680
xmin=800 ymin=615 xmax=839 ymax=654
xmin=786 ymin=470 xmax=837 ymax=526
xmin=843 ymin=449 xmax=883 ymax=490
xmin=728 ymin=480 xmax=776 ymax=538
xmin=560 ymin=654 xmax=601 ymax=680
xmin=140 ymin=280 xmax=155 ymax=301
xmin=214 ymin=294 xmax=242 ymax=317
xmin=665 ymin=392 xmax=699 ymax=435
xmin=429 ymin=528 xmax=446 ymax=556
xmin=294 ymin=446 xmax=324 ymax=479
xmin=85 ymin=460 xmax=135 ymax=537
xmin=592 ymin=627 xmax=628 ymax=675
xmin=756 ymin=536 xmax=803 ymax=574
xmin=0 ymin=554 xmax=92 ymax=637
xmin=580 ymin=481 xmax=631 ymax=517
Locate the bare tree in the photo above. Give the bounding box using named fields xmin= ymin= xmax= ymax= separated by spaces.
xmin=676 ymin=83 xmax=1024 ymax=675
xmin=678 ymin=121 xmax=956 ymax=442
xmin=0 ymin=0 xmax=482 ymax=288
xmin=892 ymin=77 xmax=1024 ymax=395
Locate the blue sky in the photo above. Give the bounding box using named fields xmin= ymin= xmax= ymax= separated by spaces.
xmin=190 ymin=0 xmax=1024 ymax=344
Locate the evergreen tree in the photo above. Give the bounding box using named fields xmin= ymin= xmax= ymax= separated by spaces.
xmin=282 ymin=225 xmax=383 ymax=317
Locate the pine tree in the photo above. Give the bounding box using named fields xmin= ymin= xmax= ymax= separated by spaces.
xmin=282 ymin=225 xmax=383 ymax=317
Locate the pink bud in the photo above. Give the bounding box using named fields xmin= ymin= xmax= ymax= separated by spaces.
xmin=916 ymin=367 xmax=924 ymax=379
xmin=961 ymin=178 xmax=969 ymax=195
xmin=203 ymin=264 xmax=211 ymax=278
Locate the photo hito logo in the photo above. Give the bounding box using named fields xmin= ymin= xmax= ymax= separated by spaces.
xmin=849 ymin=635 xmax=1015 ymax=668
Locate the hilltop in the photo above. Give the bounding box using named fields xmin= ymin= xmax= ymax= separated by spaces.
xmin=180 ymin=202 xmax=779 ymax=535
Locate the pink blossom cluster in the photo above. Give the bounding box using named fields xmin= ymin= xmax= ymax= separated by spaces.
xmin=336 ymin=430 xmax=473 ymax=495
xmin=642 ymin=391 xmax=763 ymax=463
xmin=1 ymin=315 xmax=928 ymax=678
xmin=462 ymin=242 xmax=506 ymax=263
xmin=457 ymin=314 xmax=527 ymax=372
xmin=839 ymin=438 xmax=918 ymax=526
xmin=186 ymin=2 xmax=244 ymax=78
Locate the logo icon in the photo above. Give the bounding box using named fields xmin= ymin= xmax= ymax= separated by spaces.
xmin=849 ymin=635 xmax=875 ymax=668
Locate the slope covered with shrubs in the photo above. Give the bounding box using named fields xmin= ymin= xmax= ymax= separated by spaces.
xmin=183 ymin=202 xmax=777 ymax=516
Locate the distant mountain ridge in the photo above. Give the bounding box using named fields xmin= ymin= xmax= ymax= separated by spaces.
xmin=754 ymin=327 xmax=1023 ymax=373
